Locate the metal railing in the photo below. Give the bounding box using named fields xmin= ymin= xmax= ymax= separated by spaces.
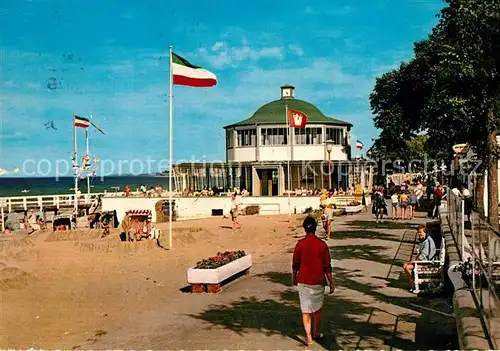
xmin=448 ymin=191 xmax=466 ymax=259
xmin=448 ymin=191 xmax=500 ymax=347
xmin=470 ymin=212 xmax=500 ymax=346
xmin=0 ymin=193 xmax=106 ymax=212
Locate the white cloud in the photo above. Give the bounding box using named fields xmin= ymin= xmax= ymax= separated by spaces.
xmin=26 ymin=81 xmax=41 ymax=90
xmin=197 ymin=42 xmax=285 ymax=68
xmin=288 ymin=44 xmax=304 ymax=56
xmin=0 ymin=167 xmax=20 ymax=176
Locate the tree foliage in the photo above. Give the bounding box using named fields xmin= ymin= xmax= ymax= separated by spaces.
xmin=370 ymin=0 xmax=500 ymax=227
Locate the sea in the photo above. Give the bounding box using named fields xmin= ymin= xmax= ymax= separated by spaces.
xmin=0 ymin=175 xmax=170 ymax=197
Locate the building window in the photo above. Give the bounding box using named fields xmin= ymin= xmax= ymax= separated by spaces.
xmin=226 ymin=130 xmax=234 ymax=148
xmin=325 ymin=127 xmax=345 ymax=145
xmin=295 ymin=127 xmax=323 ymax=145
xmin=236 ymin=129 xmax=256 ymax=147
xmin=260 ymin=128 xmax=288 ymax=145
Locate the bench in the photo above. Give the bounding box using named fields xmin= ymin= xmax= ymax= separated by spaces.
xmin=413 ymin=236 xmax=446 ymax=294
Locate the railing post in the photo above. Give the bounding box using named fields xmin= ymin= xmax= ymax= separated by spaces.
xmin=55 ymin=196 xmax=60 ymax=209
xmin=23 ymin=197 xmax=27 ymax=211
xmin=472 ymin=210 xmax=476 ymax=293
xmin=38 ymin=196 xmax=43 ymax=211
xmin=8 ymin=199 xmax=11 ymax=213
xmin=461 ymin=198 xmax=465 ymax=260
xmin=1 ymin=206 xmax=4 ymax=232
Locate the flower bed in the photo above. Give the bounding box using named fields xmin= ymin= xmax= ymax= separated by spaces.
xmin=195 ymin=250 xmax=246 ymax=269
xmin=187 ymin=250 xmax=252 ymax=290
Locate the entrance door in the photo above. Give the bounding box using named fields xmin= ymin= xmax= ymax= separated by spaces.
xmin=257 ymin=169 xmax=279 ymax=196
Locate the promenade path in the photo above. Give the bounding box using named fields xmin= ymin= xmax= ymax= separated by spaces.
xmin=85 ymin=209 xmax=458 ymax=350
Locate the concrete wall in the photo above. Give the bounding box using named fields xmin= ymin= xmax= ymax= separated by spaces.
xmin=102 ymin=195 xmax=331 ymax=223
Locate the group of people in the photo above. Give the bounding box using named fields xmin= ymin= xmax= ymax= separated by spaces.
xmin=390 ymin=189 xmax=418 ymax=220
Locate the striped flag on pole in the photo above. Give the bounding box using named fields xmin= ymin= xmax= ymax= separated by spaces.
xmin=74 ymin=116 xmax=90 ymax=128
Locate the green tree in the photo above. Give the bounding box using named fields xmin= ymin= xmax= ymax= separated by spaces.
xmin=370 ymin=0 xmax=500 ymax=228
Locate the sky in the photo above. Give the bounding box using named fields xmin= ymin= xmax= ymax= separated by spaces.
xmin=0 ymin=0 xmax=444 ymax=177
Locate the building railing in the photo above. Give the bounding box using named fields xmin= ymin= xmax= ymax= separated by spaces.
xmin=0 ymin=193 xmax=106 ymax=212
xmin=448 ymin=191 xmax=500 ymax=347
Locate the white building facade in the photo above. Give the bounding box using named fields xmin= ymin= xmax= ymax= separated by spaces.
xmin=174 ymin=85 xmax=355 ymax=196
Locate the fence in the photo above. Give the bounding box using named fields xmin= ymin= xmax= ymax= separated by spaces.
xmin=469 ymin=212 xmax=500 ymax=346
xmin=448 ymin=191 xmax=500 ymax=347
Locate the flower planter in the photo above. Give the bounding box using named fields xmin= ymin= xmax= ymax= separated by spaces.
xmin=345 ymin=204 xmax=363 ymax=214
xmin=187 ymin=254 xmax=252 ymax=293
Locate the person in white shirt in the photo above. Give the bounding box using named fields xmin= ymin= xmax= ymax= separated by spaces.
xmin=461 ymin=184 xmax=472 ymax=222
xmin=230 ymin=193 xmax=242 ymax=229
xmin=415 ymin=181 xmax=423 ymax=207
xmin=390 ymin=191 xmax=400 ymax=220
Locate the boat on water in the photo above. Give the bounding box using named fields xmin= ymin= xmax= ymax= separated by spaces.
xmin=21 ymin=188 xmax=30 ymax=193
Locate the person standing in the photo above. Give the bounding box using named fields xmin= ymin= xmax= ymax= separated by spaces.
xmin=433 ymin=184 xmax=443 ymax=219
xmin=461 ymin=184 xmax=472 ymax=222
xmin=324 ymin=190 xmax=336 ymax=240
xmin=230 ymin=193 xmax=241 ymax=229
xmin=391 ymin=191 xmax=400 ymax=220
xmin=292 ymin=216 xmax=335 ymax=346
xmin=415 ymin=181 xmax=423 ymax=207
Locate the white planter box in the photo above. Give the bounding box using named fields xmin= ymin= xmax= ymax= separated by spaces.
xmin=187 ymin=254 xmax=252 ymax=284
xmin=345 ymin=204 xmax=363 ymax=213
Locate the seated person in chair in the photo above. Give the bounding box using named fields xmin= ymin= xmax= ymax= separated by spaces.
xmin=403 ymin=225 xmax=437 ymax=293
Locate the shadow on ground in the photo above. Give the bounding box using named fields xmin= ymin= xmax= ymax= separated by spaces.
xmin=333 ymin=229 xmax=414 ymax=244
xmin=329 ymin=244 xmax=399 ymax=266
xmin=189 ymin=271 xmax=458 ymax=349
xmin=344 ymin=220 xmax=420 ymax=230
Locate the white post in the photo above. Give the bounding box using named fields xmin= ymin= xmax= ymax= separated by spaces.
xmin=168 ymin=46 xmax=174 ymax=249
xmin=1 ymin=206 xmax=4 ymax=232
xmin=461 ymin=198 xmax=465 ymax=259
xmin=73 ymin=114 xmax=79 ymax=214
xmin=86 ymin=127 xmax=90 ymax=195
xmin=286 ymin=105 xmax=291 ymax=218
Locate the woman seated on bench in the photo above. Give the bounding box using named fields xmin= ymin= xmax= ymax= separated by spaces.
xmin=403 ymin=225 xmax=437 ymax=293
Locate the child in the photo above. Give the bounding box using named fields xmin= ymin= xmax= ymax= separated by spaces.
xmin=391 ymin=191 xmax=399 ymax=220
xmin=408 ymin=190 xmax=417 ymax=219
xmin=400 ymin=191 xmax=409 ymax=220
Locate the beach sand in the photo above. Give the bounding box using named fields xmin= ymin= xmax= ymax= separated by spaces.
xmin=0 ymin=214 xmax=304 ymax=349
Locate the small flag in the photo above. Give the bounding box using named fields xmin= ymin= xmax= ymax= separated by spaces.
xmin=172 ymin=52 xmax=217 ymax=87
xmin=356 ymin=140 xmax=364 ymax=150
xmin=74 ymin=116 xmax=90 ymax=128
xmin=288 ymin=108 xmax=308 ymax=128
xmin=90 ymin=121 xmax=105 ymax=135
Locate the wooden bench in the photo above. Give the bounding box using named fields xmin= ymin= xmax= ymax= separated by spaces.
xmin=413 ymin=236 xmax=446 ymax=294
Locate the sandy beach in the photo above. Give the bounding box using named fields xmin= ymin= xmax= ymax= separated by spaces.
xmin=0 ymin=214 xmax=303 ymax=349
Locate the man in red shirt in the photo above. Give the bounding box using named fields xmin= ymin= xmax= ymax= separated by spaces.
xmin=292 ymin=216 xmax=335 ymax=346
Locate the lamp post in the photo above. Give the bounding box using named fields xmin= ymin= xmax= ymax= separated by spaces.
xmin=325 ymin=140 xmax=335 ymax=189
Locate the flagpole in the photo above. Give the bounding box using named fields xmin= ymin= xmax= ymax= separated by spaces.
xmin=168 ymin=46 xmax=173 ymax=250
xmin=286 ymin=105 xmax=291 ymax=220
xmin=73 ymin=114 xmax=78 ymax=214
xmin=85 ymin=127 xmax=90 ymax=195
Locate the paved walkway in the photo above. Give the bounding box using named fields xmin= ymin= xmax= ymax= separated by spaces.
xmin=85 ymin=208 xmax=458 ymax=350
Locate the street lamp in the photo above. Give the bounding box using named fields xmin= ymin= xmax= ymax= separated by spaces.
xmin=325 ymin=140 xmax=335 ymax=189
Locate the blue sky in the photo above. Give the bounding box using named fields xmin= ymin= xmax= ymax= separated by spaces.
xmin=0 ymin=0 xmax=444 ymax=176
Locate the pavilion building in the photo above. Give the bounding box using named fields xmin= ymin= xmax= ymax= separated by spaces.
xmin=173 ymin=85 xmax=361 ymax=196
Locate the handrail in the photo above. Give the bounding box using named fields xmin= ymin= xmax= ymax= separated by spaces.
xmin=448 ymin=191 xmax=500 ymax=348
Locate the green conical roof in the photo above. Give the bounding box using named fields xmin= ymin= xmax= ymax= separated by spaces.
xmin=224 ymin=98 xmax=352 ymax=129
